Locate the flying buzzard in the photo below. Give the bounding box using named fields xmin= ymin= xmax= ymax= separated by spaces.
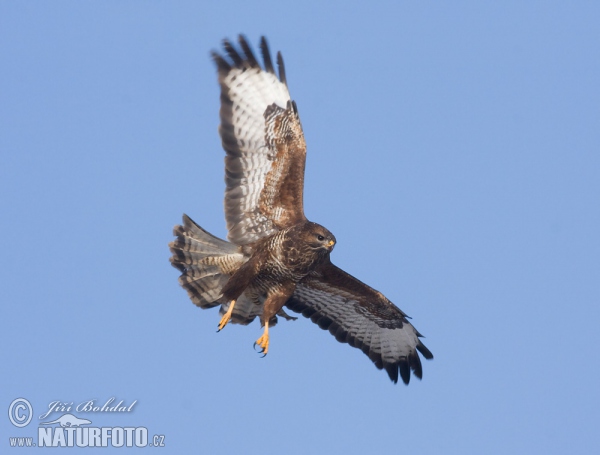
xmin=169 ymin=36 xmax=433 ymax=384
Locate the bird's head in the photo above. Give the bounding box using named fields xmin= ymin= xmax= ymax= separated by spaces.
xmin=302 ymin=222 xmax=336 ymax=253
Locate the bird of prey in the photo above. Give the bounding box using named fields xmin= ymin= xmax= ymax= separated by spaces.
xmin=169 ymin=35 xmax=433 ymax=384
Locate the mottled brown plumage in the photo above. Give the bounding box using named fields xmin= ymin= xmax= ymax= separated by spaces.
xmin=220 ymin=222 xmax=335 ymax=328
xmin=169 ymin=35 xmax=433 ymax=384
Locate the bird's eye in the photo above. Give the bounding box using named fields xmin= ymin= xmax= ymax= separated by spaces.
xmin=317 ymin=234 xmax=325 ymax=241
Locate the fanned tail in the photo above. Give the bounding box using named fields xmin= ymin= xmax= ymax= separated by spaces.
xmin=169 ymin=214 xmax=244 ymax=308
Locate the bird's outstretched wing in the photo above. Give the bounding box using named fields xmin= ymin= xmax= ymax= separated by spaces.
xmin=286 ymin=261 xmax=434 ymax=384
xmin=212 ymin=35 xmax=307 ymax=245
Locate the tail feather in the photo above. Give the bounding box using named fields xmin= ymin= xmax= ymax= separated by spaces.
xmin=184 ymin=275 xmax=229 ymax=308
xmin=172 ymin=214 xmax=238 ymax=256
xmin=170 ymin=214 xmax=245 ymax=309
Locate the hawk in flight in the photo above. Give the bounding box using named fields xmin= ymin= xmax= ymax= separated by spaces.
xmin=169 ymin=36 xmax=433 ymax=384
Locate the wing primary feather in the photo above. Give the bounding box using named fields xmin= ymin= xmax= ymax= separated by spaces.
xmin=260 ymin=36 xmax=275 ymax=74
xmin=223 ymin=39 xmax=243 ymax=66
xmin=385 ymin=364 xmax=399 ymax=384
xmin=417 ymin=341 xmax=434 ymax=360
xmin=399 ymin=360 xmax=411 ymax=385
xmin=211 ymin=51 xmax=231 ymax=73
xmin=409 ymin=352 xmax=423 ymax=379
xmin=238 ymin=35 xmax=259 ymax=68
xmin=277 ymin=51 xmax=287 ymax=85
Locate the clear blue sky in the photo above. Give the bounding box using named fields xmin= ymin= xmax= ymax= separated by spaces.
xmin=1 ymin=1 xmax=599 ymax=453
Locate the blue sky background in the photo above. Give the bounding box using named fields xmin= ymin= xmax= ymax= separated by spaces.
xmin=1 ymin=1 xmax=599 ymax=453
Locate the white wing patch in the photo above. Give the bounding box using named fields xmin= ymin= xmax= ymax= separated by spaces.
xmin=214 ymin=37 xmax=294 ymax=245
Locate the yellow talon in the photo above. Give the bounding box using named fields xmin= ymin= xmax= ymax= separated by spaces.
xmin=254 ymin=321 xmax=270 ymax=355
xmin=217 ymin=300 xmax=236 ymax=331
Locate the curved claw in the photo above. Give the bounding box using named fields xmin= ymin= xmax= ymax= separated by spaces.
xmin=252 ymin=342 xmax=267 ymax=356
xmin=254 ymin=329 xmax=270 ymax=356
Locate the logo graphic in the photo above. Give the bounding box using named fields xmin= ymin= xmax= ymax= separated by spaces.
xmin=7 ymin=396 xmax=166 ymax=448
xmin=8 ymin=398 xmax=33 ymax=428
xmin=40 ymin=413 xmax=92 ymax=427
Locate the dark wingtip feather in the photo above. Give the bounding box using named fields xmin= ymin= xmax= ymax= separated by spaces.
xmin=417 ymin=341 xmax=434 ymax=360
xmin=211 ymin=51 xmax=231 ymax=73
xmin=223 ymin=38 xmax=243 ymax=66
xmin=276 ymin=51 xmax=287 ymax=85
xmin=384 ymin=363 xmax=399 ymax=384
xmin=409 ymin=352 xmax=423 ymax=379
xmin=260 ymin=36 xmax=274 ymax=74
xmin=399 ymin=360 xmax=411 ymax=385
xmin=238 ymin=35 xmax=259 ymax=68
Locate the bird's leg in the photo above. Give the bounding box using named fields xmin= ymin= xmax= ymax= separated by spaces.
xmin=253 ymin=283 xmax=296 ymax=356
xmin=217 ymin=300 xmax=236 ymax=332
xmin=254 ymin=321 xmax=270 ymax=356
xmin=218 ymin=255 xmax=261 ymax=333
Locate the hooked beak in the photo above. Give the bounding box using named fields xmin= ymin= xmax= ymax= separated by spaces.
xmin=327 ymin=240 xmax=335 ymax=252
